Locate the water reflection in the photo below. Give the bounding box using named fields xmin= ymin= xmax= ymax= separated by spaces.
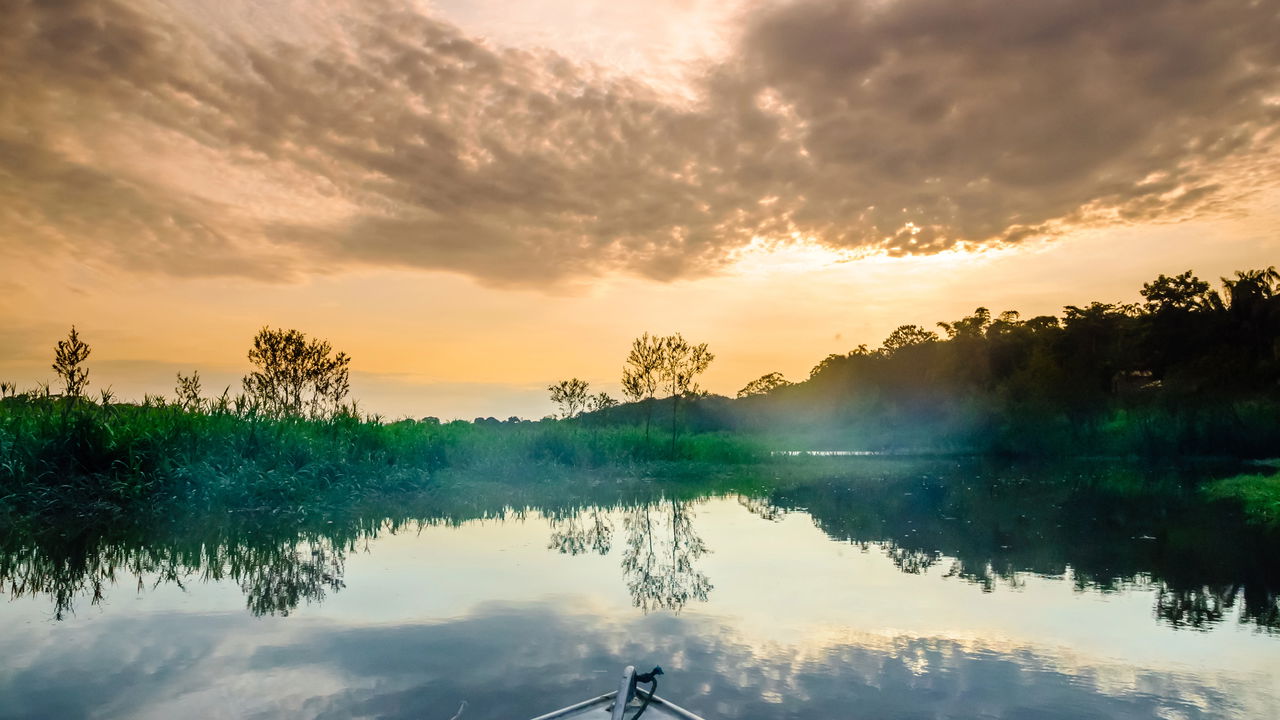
xmin=743 ymin=461 xmax=1280 ymax=632
xmin=6 ymin=601 xmax=1269 ymax=719
xmin=620 ymin=501 xmax=711 ymax=612
xmin=2 ymin=460 xmax=1279 ymax=633
xmin=547 ymin=501 xmax=712 ymax=612
xmin=547 ymin=507 xmax=614 ymax=556
xmin=0 ymin=520 xmax=359 ymax=620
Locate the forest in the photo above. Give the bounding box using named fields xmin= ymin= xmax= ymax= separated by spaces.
xmin=710 ymin=267 xmax=1280 ymax=456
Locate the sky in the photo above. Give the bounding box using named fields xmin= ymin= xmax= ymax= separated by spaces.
xmin=2 ymin=0 xmax=1279 ymax=419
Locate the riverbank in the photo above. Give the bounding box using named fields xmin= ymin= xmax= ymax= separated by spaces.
xmin=0 ymin=395 xmax=767 ymax=525
xmin=5 ymin=395 xmax=1279 ymax=529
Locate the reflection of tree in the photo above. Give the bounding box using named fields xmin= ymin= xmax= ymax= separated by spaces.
xmin=738 ymin=495 xmax=787 ymax=522
xmin=756 ymin=459 xmax=1280 ymax=633
xmin=234 ymin=539 xmax=346 ymax=617
xmin=886 ymin=545 xmax=940 ymax=575
xmin=1156 ymin=585 xmax=1227 ymax=629
xmin=0 ymin=524 xmax=351 ymax=619
xmin=0 ymin=533 xmax=130 ymax=621
xmin=1153 ymin=583 xmax=1280 ymax=631
xmin=547 ymin=509 xmax=613 ymax=556
xmin=620 ymin=500 xmax=711 ymax=613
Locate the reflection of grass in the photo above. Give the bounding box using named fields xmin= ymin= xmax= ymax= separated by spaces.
xmin=1205 ymin=472 xmax=1280 ymax=526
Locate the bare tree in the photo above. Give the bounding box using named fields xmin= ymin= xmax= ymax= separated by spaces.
xmin=52 ymin=326 xmax=91 ymax=398
xmin=242 ymin=327 xmax=351 ymax=418
xmin=622 ymin=332 xmax=664 ymax=441
xmin=548 ymin=378 xmax=590 ymax=419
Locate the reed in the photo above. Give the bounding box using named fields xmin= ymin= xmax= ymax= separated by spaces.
xmin=0 ymin=395 xmax=768 ymax=522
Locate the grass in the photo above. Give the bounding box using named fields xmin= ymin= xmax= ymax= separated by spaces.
xmin=1204 ymin=470 xmax=1280 ymax=527
xmin=0 ymin=395 xmax=769 ymax=525
xmin=6 ymin=389 xmax=1276 ymax=531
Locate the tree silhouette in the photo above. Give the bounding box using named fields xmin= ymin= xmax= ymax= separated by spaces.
xmin=548 ymin=378 xmax=590 ymax=419
xmin=242 ymin=327 xmax=351 ymax=418
xmin=51 ymin=326 xmax=91 ymax=398
xmin=622 ymin=332 xmax=665 ymax=441
xmin=660 ymin=333 xmax=714 ymax=454
xmin=878 ymin=324 xmax=939 ymax=356
xmin=1141 ymin=271 xmax=1219 ymax=314
xmin=726 ymin=265 xmax=1280 ymax=455
xmin=587 ymin=391 xmax=618 ymax=414
xmin=737 ymin=371 xmax=790 ymax=398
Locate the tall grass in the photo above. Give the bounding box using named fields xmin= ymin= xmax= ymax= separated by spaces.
xmin=0 ymin=396 xmax=768 ymax=522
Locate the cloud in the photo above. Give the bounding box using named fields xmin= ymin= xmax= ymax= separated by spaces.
xmin=0 ymin=0 xmax=1277 ymax=287
xmin=732 ymin=0 xmax=1280 ymax=252
xmin=1 ymin=602 xmax=1250 ymax=718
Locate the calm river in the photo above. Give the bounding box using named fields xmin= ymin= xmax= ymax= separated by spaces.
xmin=2 ymin=459 xmax=1278 ymax=718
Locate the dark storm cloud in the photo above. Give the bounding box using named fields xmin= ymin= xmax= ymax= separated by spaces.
xmin=1 ymin=0 xmax=1277 ymax=286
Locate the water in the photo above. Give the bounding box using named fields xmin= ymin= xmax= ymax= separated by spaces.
xmin=2 ymin=459 xmax=1278 ymax=719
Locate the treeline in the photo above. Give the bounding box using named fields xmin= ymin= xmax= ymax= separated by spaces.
xmin=7 ymin=265 xmax=1280 ymax=470
xmin=721 ymin=267 xmax=1280 ymax=455
xmin=0 ymin=326 xmax=753 ymax=522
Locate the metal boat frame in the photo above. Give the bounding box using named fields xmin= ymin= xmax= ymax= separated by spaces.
xmin=528 ymin=665 xmax=707 ymax=720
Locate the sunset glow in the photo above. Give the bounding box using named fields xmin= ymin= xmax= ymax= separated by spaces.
xmin=3 ymin=0 xmax=1278 ymax=418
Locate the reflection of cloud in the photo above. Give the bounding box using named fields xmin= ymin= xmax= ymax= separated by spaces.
xmin=0 ymin=602 xmax=1265 ymax=718
xmin=2 ymin=0 xmax=1277 ymax=287
xmin=0 ymin=613 xmax=245 ymax=718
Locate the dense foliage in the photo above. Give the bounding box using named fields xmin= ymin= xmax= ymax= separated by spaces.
xmin=729 ymin=267 xmax=1280 ymax=455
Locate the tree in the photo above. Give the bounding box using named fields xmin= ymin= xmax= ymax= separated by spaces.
xmin=1141 ymin=270 xmax=1218 ymax=314
xmin=52 ymin=326 xmax=91 ymax=397
xmin=1220 ymin=267 xmax=1280 ymax=361
xmin=879 ymin=325 xmax=939 ymax=356
xmin=660 ymin=333 xmax=714 ymax=453
xmin=621 ymin=332 xmax=664 ymax=440
xmin=937 ymin=307 xmax=991 ymax=340
xmin=1222 ymin=267 xmax=1279 ymax=312
xmin=809 ymin=345 xmax=869 ymax=379
xmin=242 ymin=327 xmax=351 ymax=418
xmin=587 ymin=391 xmax=618 ymax=414
xmin=548 ymin=378 xmax=590 ymax=419
xmin=737 ymin=372 xmax=790 ymax=398
xmin=1221 ymin=267 xmax=1280 ymax=331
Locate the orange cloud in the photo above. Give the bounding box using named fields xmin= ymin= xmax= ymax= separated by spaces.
xmin=1 ymin=0 xmax=1277 ymax=288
